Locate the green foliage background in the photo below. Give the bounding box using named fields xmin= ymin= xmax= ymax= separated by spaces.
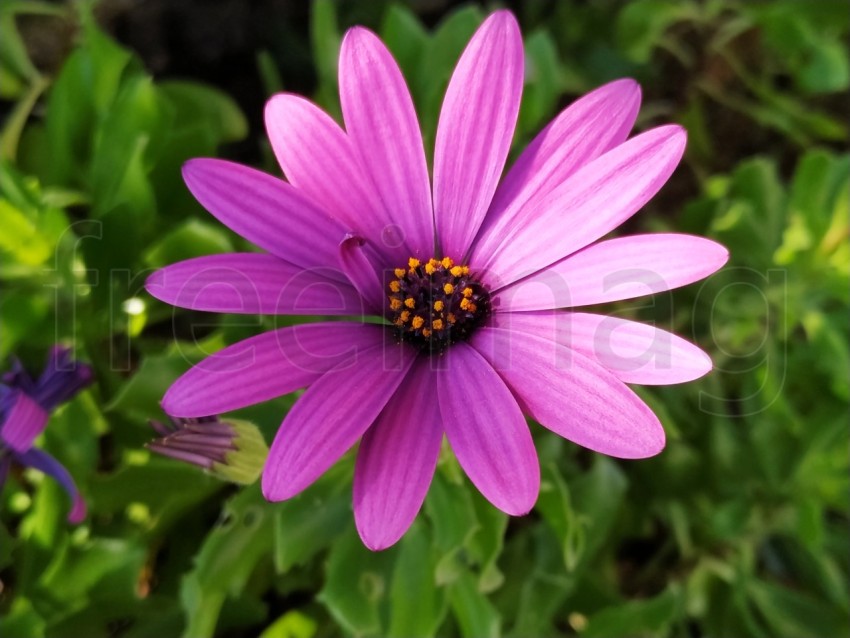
xmin=1 ymin=1 xmax=848 ymax=636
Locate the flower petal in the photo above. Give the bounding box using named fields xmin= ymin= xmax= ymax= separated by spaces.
xmin=494 ymin=234 xmax=729 ymax=310
xmin=437 ymin=342 xmax=539 ymax=515
xmin=162 ymin=322 xmax=386 ymax=417
xmin=262 ymin=342 xmax=416 ymax=501
xmin=0 ymin=390 xmax=48 ymax=452
xmin=471 ymin=327 xmax=665 ymax=458
xmin=145 ymin=253 xmax=365 ymax=315
xmin=31 ymin=346 xmax=93 ymax=412
xmin=338 ymin=235 xmax=385 ymax=315
xmin=353 ymin=359 xmax=442 ymax=550
xmin=433 ymin=10 xmax=524 ymax=259
xmin=182 ymin=159 xmax=347 ymax=275
xmin=16 ymin=448 xmax=86 ymax=522
xmin=264 ymin=94 xmax=393 ymax=255
xmin=473 ymin=125 xmax=687 ymax=287
xmin=491 ymin=311 xmax=713 ymax=385
xmin=339 ymin=27 xmax=433 ymax=258
xmin=473 ymin=79 xmax=641 ymax=260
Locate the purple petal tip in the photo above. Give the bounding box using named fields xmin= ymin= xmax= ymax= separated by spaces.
xmin=68 ymin=495 xmax=87 ymax=523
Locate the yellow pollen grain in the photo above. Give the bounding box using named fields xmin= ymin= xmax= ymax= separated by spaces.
xmin=432 ymin=319 xmax=444 ymax=330
xmin=412 ymin=316 xmax=425 ymax=329
xmin=433 ymin=300 xmax=445 ymax=312
xmin=460 ymin=298 xmax=471 ymax=310
xmin=425 ymin=262 xmax=437 ymax=275
xmin=421 ymin=328 xmax=432 ymax=338
xmin=450 ymin=265 xmax=463 ymax=277
xmin=462 ymin=266 xmax=470 ymax=275
xmin=389 ymin=281 xmax=401 ymax=292
xmin=394 ymin=268 xmax=406 ymax=278
xmin=400 ymin=310 xmax=410 ymax=322
xmin=394 ymin=318 xmax=404 ymax=326
xmin=443 ymin=283 xmax=454 ymax=295
xmin=390 ymin=298 xmax=402 ymax=311
xmin=441 ymin=257 xmax=453 ymax=268
xmin=447 ymin=313 xmax=457 ymax=324
xmin=408 ymin=258 xmax=420 ymax=268
xmin=468 ymin=303 xmax=477 ymax=313
xmin=404 ymin=297 xmax=416 ymax=309
xmin=462 ymin=287 xmax=473 ymax=298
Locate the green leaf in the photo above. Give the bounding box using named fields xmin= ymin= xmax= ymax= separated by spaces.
xmin=388 ymin=522 xmax=447 ymax=638
xmin=380 ymin=5 xmax=429 ymax=84
xmin=89 ymin=457 xmax=222 ymax=528
xmin=0 ymin=288 xmax=49 ymax=357
xmin=0 ymin=162 xmax=70 ymax=269
xmin=425 ymin=465 xmax=479 ymax=584
xmin=710 ymin=157 xmax=785 ymax=265
xmin=1 ymin=75 xmax=49 ymax=160
xmin=518 ymin=30 xmax=562 ymax=137
xmin=535 ymin=462 xmax=585 ymax=571
xmin=0 ymin=598 xmax=47 ymax=638
xmin=748 ymin=579 xmax=850 ymax=638
xmin=318 ymin=528 xmax=395 ymax=636
xmin=0 ymin=199 xmax=53 ymax=265
xmin=90 ymin=75 xmax=168 ymax=218
xmin=582 ymin=585 xmax=682 ymax=638
xmin=106 ymin=348 xmax=195 ymax=420
xmin=0 ymin=2 xmax=47 ymax=96
xmin=615 ymin=0 xmax=691 ymax=63
xmin=273 ymin=463 xmax=352 ymax=573
xmin=39 ymin=537 xmax=147 ymax=605
xmin=44 ymin=25 xmax=134 ymax=186
xmin=143 ymin=219 xmax=235 ymax=268
xmin=193 ymin=486 xmax=275 ymax=592
xmin=799 ymin=36 xmax=850 ymax=94
xmin=571 ymin=457 xmax=628 ymax=564
xmin=182 ymin=486 xmax=276 ymax=638
xmin=310 ymin=0 xmax=340 ymax=115
xmin=466 ymin=488 xmax=507 ymax=592
xmin=417 ymin=6 xmax=484 ymax=142
xmin=448 ymin=570 xmax=500 ymax=638
xmin=258 ymin=611 xmax=318 ymax=638
xmin=501 ymin=526 xmax=575 ymax=637
xmin=158 ymin=81 xmax=248 ymax=143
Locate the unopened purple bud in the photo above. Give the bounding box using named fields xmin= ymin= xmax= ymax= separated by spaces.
xmin=146 ymin=415 xmax=267 ymax=484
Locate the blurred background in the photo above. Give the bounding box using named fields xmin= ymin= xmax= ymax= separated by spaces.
xmin=0 ymin=1 xmax=848 ymax=636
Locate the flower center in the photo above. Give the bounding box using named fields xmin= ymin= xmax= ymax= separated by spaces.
xmin=388 ymin=257 xmax=491 ymax=354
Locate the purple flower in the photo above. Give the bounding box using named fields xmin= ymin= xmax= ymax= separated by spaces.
xmin=146 ymin=11 xmax=728 ymax=549
xmin=147 ymin=415 xmax=268 ymax=484
xmin=0 ymin=346 xmax=93 ymax=523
